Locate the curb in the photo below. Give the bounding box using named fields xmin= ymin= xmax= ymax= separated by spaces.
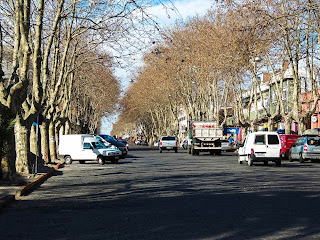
xmin=15 ymin=167 xmax=56 ymax=198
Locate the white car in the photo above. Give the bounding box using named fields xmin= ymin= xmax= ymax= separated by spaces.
xmin=238 ymin=131 xmax=281 ymax=166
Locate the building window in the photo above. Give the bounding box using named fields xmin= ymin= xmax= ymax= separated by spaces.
xmin=282 ymin=88 xmax=287 ymax=100
xmin=272 ymin=91 xmax=278 ymax=103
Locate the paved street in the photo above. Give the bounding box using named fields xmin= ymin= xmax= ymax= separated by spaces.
xmin=2 ymin=146 xmax=320 ymax=239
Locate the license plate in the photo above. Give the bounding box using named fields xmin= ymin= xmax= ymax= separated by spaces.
xmin=256 ymin=153 xmax=265 ymax=157
xmin=167 ymin=147 xmax=172 ymax=149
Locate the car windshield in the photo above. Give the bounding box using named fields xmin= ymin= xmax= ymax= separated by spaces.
xmin=101 ymin=135 xmax=116 ymax=143
xmin=91 ymin=142 xmax=107 ymax=149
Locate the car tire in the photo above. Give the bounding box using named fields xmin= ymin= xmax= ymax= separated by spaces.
xmin=175 ymin=147 xmax=178 ymax=153
xmin=188 ymin=146 xmax=191 ymax=154
xmin=238 ymin=155 xmax=242 ymax=164
xmin=65 ymin=156 xmax=72 ymax=165
xmin=97 ymin=156 xmax=105 ymax=165
xmin=159 ymin=148 xmax=162 ymax=153
xmin=216 ymin=150 xmax=221 ymax=156
xmin=299 ymin=153 xmax=304 ymax=163
xmin=275 ymin=160 xmax=281 ymax=166
xmin=263 ymin=161 xmax=268 ymax=166
xmin=288 ymin=153 xmax=293 ymax=162
xmin=248 ymin=155 xmax=253 ymax=166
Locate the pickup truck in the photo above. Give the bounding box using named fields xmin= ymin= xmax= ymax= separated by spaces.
xmin=159 ymin=136 xmax=178 ymax=153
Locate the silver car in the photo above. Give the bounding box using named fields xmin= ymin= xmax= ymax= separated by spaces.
xmin=221 ymin=139 xmax=233 ymax=151
xmin=289 ymin=136 xmax=320 ymax=162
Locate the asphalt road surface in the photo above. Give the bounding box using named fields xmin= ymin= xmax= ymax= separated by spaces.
xmin=2 ymin=146 xmax=320 ymax=240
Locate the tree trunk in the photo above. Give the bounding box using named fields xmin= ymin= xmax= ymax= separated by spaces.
xmin=285 ymin=117 xmax=292 ymax=135
xmin=65 ymin=121 xmax=71 ymax=134
xmin=14 ymin=118 xmax=32 ymax=174
xmin=268 ymin=118 xmax=275 ymax=132
xmin=49 ymin=121 xmax=58 ymax=161
xmin=30 ymin=124 xmax=41 ymax=159
xmin=0 ymin=127 xmax=16 ymax=181
xmin=40 ymin=121 xmax=50 ymax=163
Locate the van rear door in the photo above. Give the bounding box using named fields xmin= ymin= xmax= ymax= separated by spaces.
xmin=266 ymin=134 xmax=281 ymax=158
xmin=253 ymin=134 xmax=267 ymax=157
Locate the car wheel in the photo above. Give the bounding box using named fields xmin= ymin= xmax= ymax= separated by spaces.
xmin=288 ymin=153 xmax=293 ymax=162
xmin=97 ymin=156 xmax=105 ymax=165
xmin=275 ymin=160 xmax=281 ymax=167
xmin=299 ymin=153 xmax=304 ymax=163
xmin=188 ymin=146 xmax=191 ymax=154
xmin=263 ymin=161 xmax=268 ymax=166
xmin=175 ymin=147 xmax=178 ymax=153
xmin=196 ymin=150 xmax=200 ymax=155
xmin=238 ymin=155 xmax=243 ymax=164
xmin=216 ymin=150 xmax=221 ymax=156
xmin=65 ymin=156 xmax=72 ymax=165
xmin=79 ymin=160 xmax=85 ymax=164
xmin=159 ymin=148 xmax=162 ymax=153
xmin=248 ymin=155 xmax=253 ymax=166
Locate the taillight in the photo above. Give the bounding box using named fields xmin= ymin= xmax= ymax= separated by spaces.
xmin=160 ymin=142 xmax=162 ymax=146
xmin=304 ymin=145 xmax=308 ymax=151
xmin=251 ymin=148 xmax=254 ymax=155
xmin=176 ymin=142 xmax=178 ymax=146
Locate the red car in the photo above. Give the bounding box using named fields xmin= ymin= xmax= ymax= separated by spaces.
xmin=279 ymin=134 xmax=301 ymax=159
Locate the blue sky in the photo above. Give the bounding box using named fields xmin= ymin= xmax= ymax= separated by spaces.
xmin=101 ymin=0 xmax=214 ymax=135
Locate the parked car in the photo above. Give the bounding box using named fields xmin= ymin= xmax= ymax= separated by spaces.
xmin=289 ymin=136 xmax=320 ymax=162
xmin=135 ymin=139 xmax=142 ymax=145
xmin=221 ymin=139 xmax=233 ymax=152
xmin=180 ymin=139 xmax=188 ymax=149
xmin=238 ymin=131 xmax=282 ymax=166
xmin=279 ymin=134 xmax=300 ymax=159
xmin=119 ymin=139 xmax=129 ymax=149
xmin=153 ymin=140 xmax=159 ymax=147
xmin=98 ymin=135 xmax=128 ymax=158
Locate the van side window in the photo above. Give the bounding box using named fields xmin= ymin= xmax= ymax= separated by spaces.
xmin=83 ymin=143 xmax=91 ymax=149
xmin=254 ymin=135 xmax=265 ymax=145
xmin=268 ymin=135 xmax=279 ymax=144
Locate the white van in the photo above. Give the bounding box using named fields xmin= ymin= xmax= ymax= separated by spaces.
xmin=238 ymin=131 xmax=281 ymax=166
xmin=58 ymin=134 xmax=122 ymax=164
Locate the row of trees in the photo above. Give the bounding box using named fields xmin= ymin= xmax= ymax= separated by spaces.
xmin=0 ymin=0 xmax=173 ymax=181
xmin=112 ymin=0 xmax=320 ymax=142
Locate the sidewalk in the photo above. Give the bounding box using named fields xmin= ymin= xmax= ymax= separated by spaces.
xmin=0 ymin=163 xmax=62 ymax=209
